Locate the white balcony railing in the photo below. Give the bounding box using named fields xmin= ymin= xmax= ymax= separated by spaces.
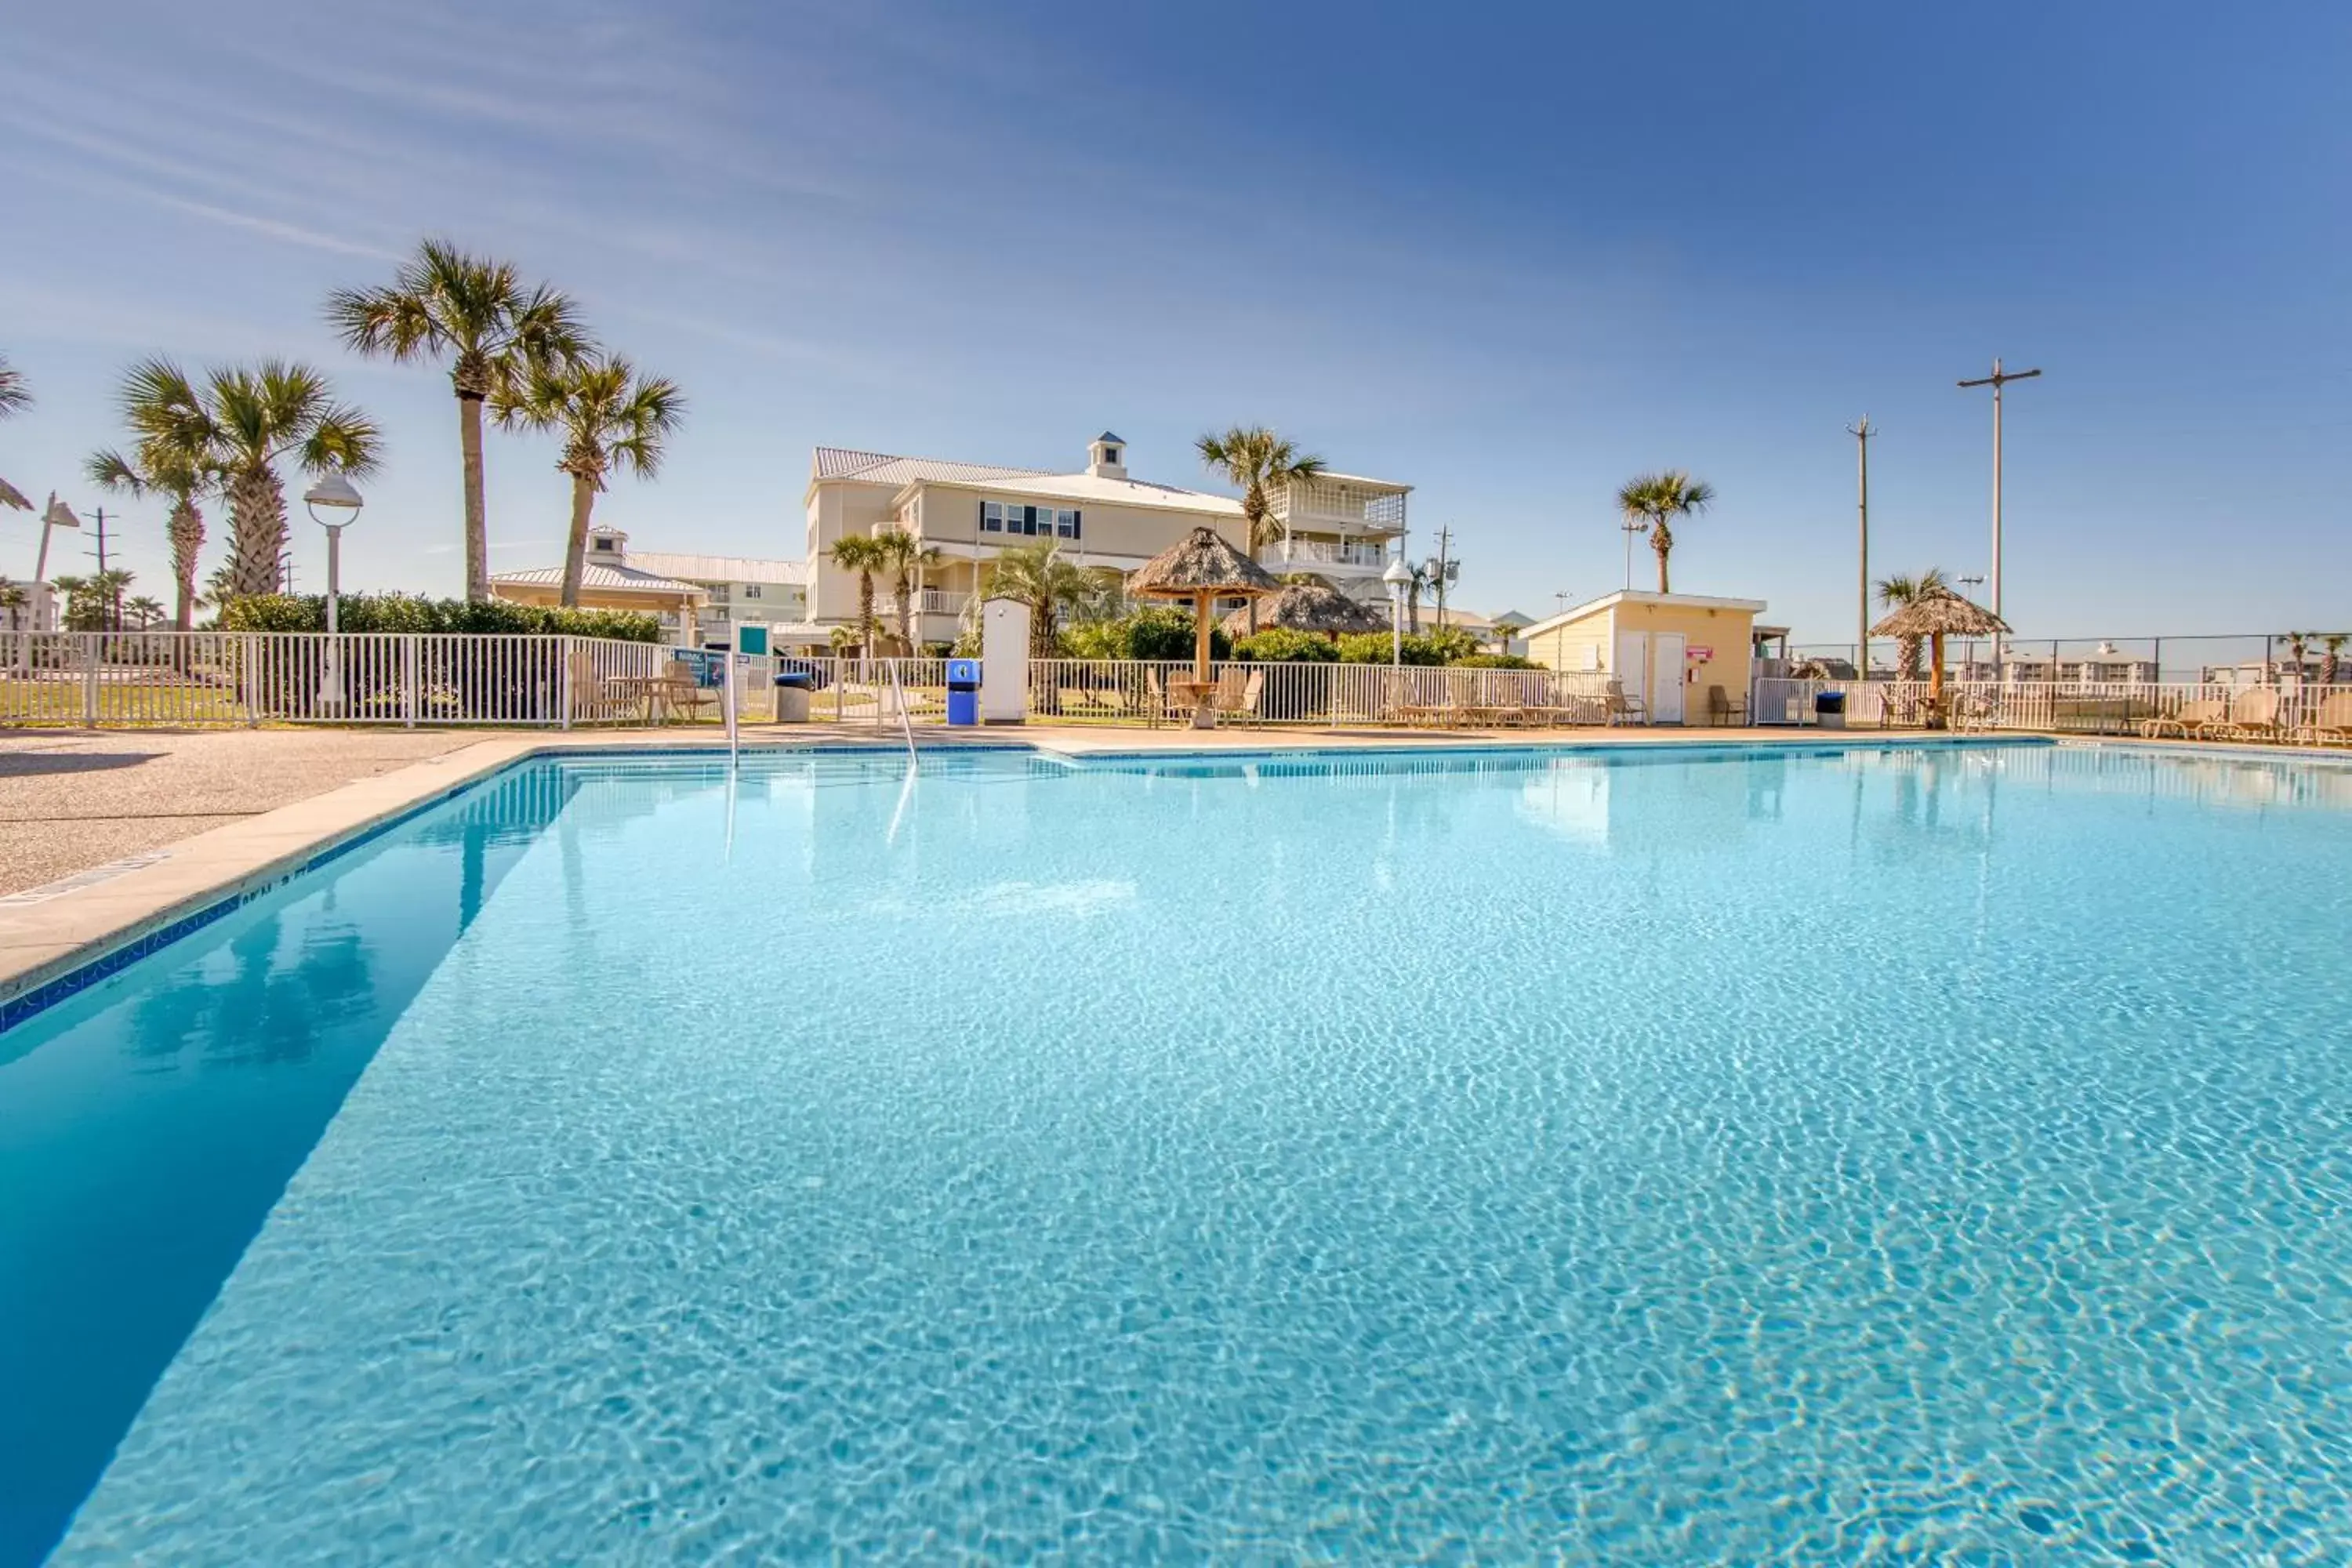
xmin=877 ymin=589 xmax=971 ymax=617
xmin=1271 ymin=539 xmax=1390 ymax=571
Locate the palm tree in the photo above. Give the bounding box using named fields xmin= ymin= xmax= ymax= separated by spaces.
xmin=827 ymin=532 xmax=891 ymax=659
xmin=1195 ymin=426 xmax=1325 ymax=634
xmin=1875 ymin=568 xmax=1949 ymax=681
xmin=2321 ymin=633 xmax=2346 ymax=689
xmin=327 ymin=239 xmax=590 ymax=601
xmin=869 ymin=526 xmax=942 ymax=653
xmin=1404 ymin=561 xmax=1429 ymax=633
xmin=492 ymin=354 xmax=684 ymax=608
xmin=89 ymin=364 xmax=224 ymax=630
xmin=0 ymin=353 xmax=30 ymax=516
xmin=121 ymin=359 xmax=379 ymax=601
xmin=2280 ymin=630 xmax=2314 ymax=685
xmin=985 ymin=539 xmax=1094 ymax=658
xmin=125 ymin=594 xmax=166 ymax=631
xmin=0 ymin=577 xmax=24 ymax=631
xmin=1615 ymin=470 xmax=1715 ymax=594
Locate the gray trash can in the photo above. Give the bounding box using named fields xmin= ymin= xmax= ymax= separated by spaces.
xmin=775 ymin=670 xmax=813 ymax=723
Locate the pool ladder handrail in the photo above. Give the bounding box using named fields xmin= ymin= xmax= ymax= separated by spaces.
xmin=887 ymin=659 xmax=917 ymax=763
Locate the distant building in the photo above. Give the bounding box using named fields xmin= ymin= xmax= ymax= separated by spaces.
xmin=490 ymin=529 xmax=818 ymax=648
xmin=804 ymin=433 xmax=1412 ymax=645
xmin=1520 ymin=590 xmax=1768 ymax=724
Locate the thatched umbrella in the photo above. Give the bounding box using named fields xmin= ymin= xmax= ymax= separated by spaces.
xmin=1871 ymin=586 xmax=2009 ymax=713
xmin=1130 ymin=526 xmax=1281 ymax=724
xmin=1218 ymin=575 xmax=1384 ymax=640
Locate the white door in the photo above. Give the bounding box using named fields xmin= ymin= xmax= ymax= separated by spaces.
xmin=1651 ymin=633 xmax=1686 ymax=723
xmin=1613 ymin=631 xmax=1650 ymax=722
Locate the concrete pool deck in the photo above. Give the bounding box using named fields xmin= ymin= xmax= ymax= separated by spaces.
xmin=0 ymin=721 xmax=2313 ymax=1022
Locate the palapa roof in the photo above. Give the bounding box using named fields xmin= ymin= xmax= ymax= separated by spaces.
xmin=1127 ymin=526 xmax=1281 ymax=601
xmin=1218 ymin=576 xmax=1385 ymax=637
xmin=1871 ymin=586 xmax=2010 ymax=639
xmin=0 ymin=478 xmax=28 ymax=512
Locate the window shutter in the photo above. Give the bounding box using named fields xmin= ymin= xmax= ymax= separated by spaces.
xmin=1070 ymin=510 xmax=1081 ymax=541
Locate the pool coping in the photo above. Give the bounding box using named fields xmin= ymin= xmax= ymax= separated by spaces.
xmin=1 ymin=726 xmax=2335 ymax=1033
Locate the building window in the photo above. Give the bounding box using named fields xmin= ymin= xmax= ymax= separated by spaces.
xmin=984 ymin=500 xmax=1080 ymax=539
xmin=982 ymin=501 xmax=1003 ymax=533
xmin=593 ymin=538 xmax=616 ymax=553
xmin=1056 ymin=509 xmax=1080 ymax=539
xmin=743 ymin=584 xmax=762 ymax=600
xmin=1104 ymin=447 xmax=1120 ymax=465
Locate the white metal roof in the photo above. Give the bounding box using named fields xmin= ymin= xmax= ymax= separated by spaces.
xmin=625 ymin=551 xmax=808 ymax=586
xmin=490 ymin=563 xmax=706 ymax=597
xmin=811 ymin=447 xmax=1054 ymax=487
xmin=1517 ymin=590 xmax=1769 ymax=639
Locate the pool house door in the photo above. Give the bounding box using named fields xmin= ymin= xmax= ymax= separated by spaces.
xmin=1651 ymin=633 xmax=1686 ymax=722
xmin=1613 ymin=630 xmax=1650 ymax=722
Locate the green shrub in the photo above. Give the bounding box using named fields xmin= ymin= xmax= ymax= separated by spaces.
xmin=1050 ymin=608 xmax=1228 ymax=662
xmin=1338 ymin=630 xmax=1446 ymax=666
xmin=1233 ymin=627 xmax=1338 ymax=663
xmin=1421 ymin=626 xmax=1483 ymax=663
xmin=1449 ymin=652 xmax=1538 ymax=670
xmin=213 ymin=593 xmax=664 ymax=642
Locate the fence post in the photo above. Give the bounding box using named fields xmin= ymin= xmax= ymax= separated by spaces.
xmin=558 ymin=636 xmax=574 ymax=731
xmin=82 ymin=634 xmax=101 ymax=726
xmin=403 ymin=635 xmax=418 ymax=728
xmin=242 ymin=633 xmax=259 ymax=726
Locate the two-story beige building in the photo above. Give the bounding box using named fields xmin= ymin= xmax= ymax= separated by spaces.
xmin=805 ymin=434 xmax=1411 ymax=646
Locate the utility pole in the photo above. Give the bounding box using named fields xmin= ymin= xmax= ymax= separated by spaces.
xmin=1847 ymin=417 xmax=1872 ymax=674
xmin=1958 ymin=358 xmax=2041 ymax=661
xmin=1620 ymin=518 xmax=1645 ymax=591
xmin=83 ymin=506 xmax=120 ymax=632
xmin=1427 ymin=525 xmax=1455 ymax=628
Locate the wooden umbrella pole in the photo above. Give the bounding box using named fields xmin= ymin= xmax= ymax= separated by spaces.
xmin=1195 ymin=591 xmax=1212 ymax=681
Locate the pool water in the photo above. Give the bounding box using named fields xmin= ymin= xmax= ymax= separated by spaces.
xmin=8 ymin=742 xmax=2351 ymax=1563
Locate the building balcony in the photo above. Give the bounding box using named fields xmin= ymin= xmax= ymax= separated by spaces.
xmin=1266 ymin=538 xmax=1392 ymax=573
xmin=878 ymin=588 xmax=971 ymax=618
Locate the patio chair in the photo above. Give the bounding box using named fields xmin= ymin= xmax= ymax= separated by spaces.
xmin=2142 ymin=695 xmax=2225 ymax=739
xmin=564 ymin=651 xmax=633 ymax=725
xmin=2291 ymin=690 xmax=2352 ymax=747
xmin=1602 ymin=680 xmax=1647 ymax=726
xmin=1951 ymin=691 xmax=1998 ymax=734
xmin=1705 ymin=683 xmax=1747 ymax=727
xmin=659 ymin=659 xmax=720 ymax=724
xmin=1213 ymin=668 xmax=1265 ymax=722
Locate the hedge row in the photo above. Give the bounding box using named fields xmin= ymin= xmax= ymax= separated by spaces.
xmin=213 ymin=593 xmax=665 ymax=642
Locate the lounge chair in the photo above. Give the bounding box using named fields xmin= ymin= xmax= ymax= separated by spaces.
xmin=2140 ymin=695 xmax=2226 ymax=739
xmin=2215 ymin=688 xmax=2285 ymax=742
xmin=2292 ymin=690 xmax=2352 ymax=747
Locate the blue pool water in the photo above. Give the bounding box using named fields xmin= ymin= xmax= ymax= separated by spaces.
xmin=6 ymin=742 xmax=2351 ymax=1563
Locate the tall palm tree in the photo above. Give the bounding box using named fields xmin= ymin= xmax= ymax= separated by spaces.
xmin=1404 ymin=561 xmax=1429 ymax=633
xmin=1875 ymin=568 xmax=1949 ymax=681
xmin=2281 ymin=630 xmax=2314 ymax=685
xmin=869 ymin=526 xmax=942 ymax=653
xmin=121 ymin=359 xmax=379 ymax=601
xmin=827 ymin=532 xmax=891 ymax=659
xmin=1615 ymin=470 xmax=1716 ymax=594
xmin=0 ymin=353 xmax=31 ymax=516
xmin=326 ymin=239 xmax=590 ymax=601
xmin=2321 ymin=633 xmax=2346 ymax=689
xmin=985 ymin=539 xmax=1094 ymax=658
xmin=492 ymin=354 xmax=684 ymax=608
xmin=1196 ymin=426 xmax=1325 ymax=634
xmin=125 ymin=594 xmax=165 ymax=631
xmin=89 ymin=364 xmax=224 ymax=631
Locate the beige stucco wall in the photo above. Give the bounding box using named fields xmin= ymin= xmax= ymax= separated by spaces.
xmin=1528 ymin=597 xmax=1759 ymax=723
xmin=910 ymin=481 xmax=1246 ymax=563
xmin=803 ymin=479 xmax=900 ymax=622
xmin=1617 ymin=601 xmax=1756 ymax=720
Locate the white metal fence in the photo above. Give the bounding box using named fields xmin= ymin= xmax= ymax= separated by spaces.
xmin=1025 ymin=659 xmax=1617 ymax=728
xmin=0 ymin=632 xmax=670 ymax=728
xmin=1751 ymin=677 xmax=2352 ymax=742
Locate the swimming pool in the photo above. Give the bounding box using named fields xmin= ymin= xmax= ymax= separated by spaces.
xmin=7 ymin=741 xmax=2350 ymax=1562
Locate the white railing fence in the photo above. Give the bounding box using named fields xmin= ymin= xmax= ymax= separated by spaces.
xmin=1751 ymin=677 xmax=2352 ymax=739
xmin=1024 ymin=660 xmax=1617 ymax=728
xmin=1 ymin=632 xmax=669 ymax=728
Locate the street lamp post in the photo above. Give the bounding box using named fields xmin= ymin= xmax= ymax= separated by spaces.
xmin=1958 ymin=358 xmax=2041 ymax=668
xmin=303 ymin=474 xmax=364 ymax=713
xmin=1382 ymin=556 xmax=1413 ymax=668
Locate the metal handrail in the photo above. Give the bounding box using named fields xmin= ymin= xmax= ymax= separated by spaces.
xmin=886 ymin=659 xmax=916 ymax=761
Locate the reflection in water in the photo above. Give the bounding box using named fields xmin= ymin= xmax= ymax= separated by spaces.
xmin=0 ymin=759 xmax=578 ymax=1567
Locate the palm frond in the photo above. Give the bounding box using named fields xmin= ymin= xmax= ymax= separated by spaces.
xmin=0 ymin=354 xmax=30 ymax=419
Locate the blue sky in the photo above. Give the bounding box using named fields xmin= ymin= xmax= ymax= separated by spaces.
xmin=3 ymin=0 xmax=2346 ymax=642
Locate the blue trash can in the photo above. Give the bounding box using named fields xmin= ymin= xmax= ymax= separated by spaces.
xmin=1815 ymin=690 xmax=1846 ymax=730
xmin=946 ymin=659 xmax=981 ymax=726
